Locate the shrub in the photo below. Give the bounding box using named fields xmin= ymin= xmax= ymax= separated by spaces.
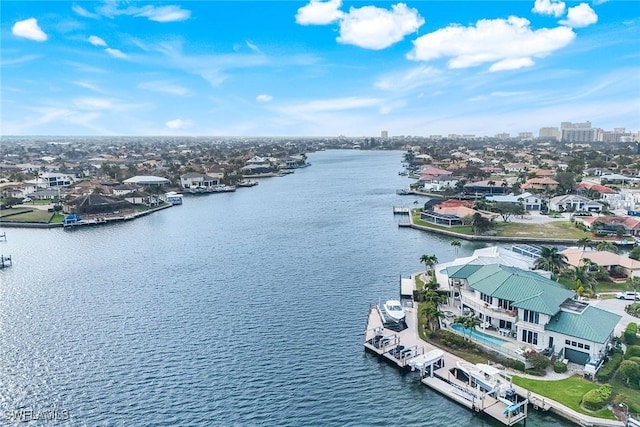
xmin=629 ymin=357 xmax=640 ymax=366
xmin=597 ymin=350 xmax=624 ymax=382
xmin=626 ymin=345 xmax=640 ymax=359
xmin=526 ymin=353 xmax=550 ymax=375
xmin=582 ymin=384 xmax=612 ymax=411
xmin=554 ymin=360 xmax=568 ymax=373
xmin=627 ymin=304 xmax=640 ymax=319
xmin=624 ymin=323 xmax=639 ymax=345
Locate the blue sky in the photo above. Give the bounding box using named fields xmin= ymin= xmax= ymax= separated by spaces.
xmin=1 ymin=0 xmax=639 ymax=136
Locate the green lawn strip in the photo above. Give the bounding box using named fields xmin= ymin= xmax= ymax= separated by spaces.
xmin=557 ymin=277 xmax=631 ymax=293
xmin=511 ymin=375 xmax=616 ymax=420
xmin=0 ymin=208 xmax=34 ymax=218
xmin=495 ymin=221 xmax=590 ymax=239
xmin=0 ymin=209 xmax=54 ymax=223
xmin=612 ymin=378 xmax=640 ymax=415
xmin=415 ymin=274 xmax=425 ymax=290
xmin=50 ymin=213 xmax=65 ymax=223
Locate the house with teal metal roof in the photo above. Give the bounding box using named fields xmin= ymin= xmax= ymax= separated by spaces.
xmin=445 ymin=264 xmax=621 ymax=367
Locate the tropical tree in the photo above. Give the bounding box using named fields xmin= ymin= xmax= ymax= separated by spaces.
xmin=420 ymin=302 xmax=444 ymax=332
xmin=487 ymin=180 xmax=496 ymax=194
xmin=534 ymin=246 xmax=569 ymax=277
xmin=453 ymin=315 xmax=481 ymax=341
xmin=451 ymin=240 xmax=461 ymax=256
xmin=419 ymin=254 xmax=438 ymax=277
xmin=577 ymin=237 xmax=592 ymax=251
xmin=629 ymin=246 xmax=640 ymax=261
xmin=596 ymin=240 xmax=618 ymax=254
xmin=571 ymin=265 xmax=596 ymax=294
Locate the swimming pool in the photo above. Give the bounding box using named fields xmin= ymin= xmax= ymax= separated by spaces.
xmin=449 ymin=323 xmax=510 ymax=347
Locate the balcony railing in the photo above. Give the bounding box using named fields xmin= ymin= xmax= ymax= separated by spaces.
xmin=461 ymin=296 xmax=517 ymax=319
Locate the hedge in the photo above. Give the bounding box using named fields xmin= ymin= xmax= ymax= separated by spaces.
xmin=597 ymin=350 xmax=624 ymax=382
xmin=582 ymin=384 xmax=612 ymax=411
xmin=626 ymin=345 xmax=640 ymax=359
xmin=554 ymin=360 xmax=568 ymax=373
xmin=624 ymin=323 xmax=638 ymax=345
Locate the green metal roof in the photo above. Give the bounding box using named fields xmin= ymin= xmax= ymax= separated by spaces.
xmin=545 ymin=306 xmax=621 ymax=343
xmin=464 ymin=265 xmax=575 ymax=316
xmin=446 ymin=264 xmax=485 ymax=279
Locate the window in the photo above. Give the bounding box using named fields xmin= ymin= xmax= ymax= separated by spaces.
xmin=523 ymin=310 xmax=539 ymax=324
xmin=498 ymin=299 xmax=513 ymax=310
xmin=499 ymin=320 xmax=512 ymax=330
xmin=565 ymin=339 xmax=570 ymax=345
xmin=521 ymin=329 xmax=538 ymax=345
xmin=585 ymin=345 xmax=590 ymax=350
xmin=578 ymin=343 xmax=584 ymax=349
xmin=481 ymin=293 xmax=492 ymax=304
xmin=571 ymin=341 xmax=577 ymax=347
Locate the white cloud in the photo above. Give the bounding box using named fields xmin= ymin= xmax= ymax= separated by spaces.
xmin=73 ymin=98 xmax=114 ymax=110
xmin=105 ymin=48 xmax=128 ymax=59
xmin=72 ymin=4 xmax=100 ymax=19
xmin=138 ymin=81 xmax=191 ymax=96
xmin=1 ymin=54 xmax=41 ymax=66
xmin=560 ymin=3 xmax=598 ymax=28
xmin=165 ymin=118 xmax=193 ymax=129
xmin=277 ymin=97 xmax=382 ymax=114
xmin=131 ymin=5 xmax=191 ymax=22
xmin=532 ymin=0 xmax=566 ymax=17
xmin=12 ymin=18 xmax=48 ymax=42
xmin=88 ymin=35 xmax=107 ymax=47
xmin=74 ymin=81 xmax=104 ymax=93
xmin=337 ymin=3 xmax=424 ymax=50
xmin=374 ymin=65 xmax=445 ymax=92
xmin=256 ymin=94 xmax=273 ymax=103
xmin=99 ymin=3 xmax=191 ymax=22
xmin=246 ymin=40 xmax=260 ymax=53
xmin=407 ymin=16 xmax=575 ymax=71
xmin=296 ymin=0 xmax=344 ymax=25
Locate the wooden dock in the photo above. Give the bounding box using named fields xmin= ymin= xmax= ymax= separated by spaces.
xmin=392 ymin=206 xmax=410 ymax=215
xmin=364 ymin=305 xmax=528 ymax=426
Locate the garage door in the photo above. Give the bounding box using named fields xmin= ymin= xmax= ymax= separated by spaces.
xmin=565 ymin=347 xmax=589 ymax=365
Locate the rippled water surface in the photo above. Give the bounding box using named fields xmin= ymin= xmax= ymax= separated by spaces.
xmin=0 ymin=150 xmax=573 ymax=426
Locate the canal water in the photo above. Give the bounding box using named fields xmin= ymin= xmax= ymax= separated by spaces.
xmin=0 ymin=149 xmax=572 ymax=426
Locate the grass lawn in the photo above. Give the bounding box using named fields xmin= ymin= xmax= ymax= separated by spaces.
xmin=0 ymin=208 xmax=33 ymax=218
xmin=0 ymin=208 xmax=54 ymax=223
xmin=511 ymin=375 xmax=616 ymax=420
xmin=494 ymin=221 xmax=591 ymax=239
xmin=612 ymin=378 xmax=640 ymax=415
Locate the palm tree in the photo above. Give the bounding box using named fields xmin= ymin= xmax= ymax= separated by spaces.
xmin=488 ymin=180 xmax=496 ymax=194
xmin=451 ymin=240 xmax=461 ymax=256
xmin=596 ymin=240 xmax=618 ymax=254
xmin=534 ymin=246 xmax=568 ymax=277
xmin=577 ymin=237 xmax=592 ymax=251
xmin=421 ymin=303 xmax=444 ymax=332
xmin=454 ymin=315 xmax=480 ymax=341
xmin=572 ymin=265 xmax=596 ymax=294
xmin=419 ymin=254 xmax=438 ymax=277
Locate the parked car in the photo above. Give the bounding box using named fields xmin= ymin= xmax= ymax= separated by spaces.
xmin=616 ymin=291 xmax=640 ymax=300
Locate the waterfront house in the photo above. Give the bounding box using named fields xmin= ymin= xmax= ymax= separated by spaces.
xmin=520 ymin=177 xmax=559 ymax=193
xmin=485 ymin=192 xmax=542 ymax=211
xmin=123 ymin=175 xmax=169 ymax=188
xmin=39 ymin=172 xmax=75 ymax=188
xmin=548 ymin=195 xmax=603 ymax=213
xmin=463 ymin=180 xmax=510 ymax=196
xmin=64 ymin=194 xmax=133 ymax=215
xmin=576 ymin=215 xmax=640 ymax=236
xmin=179 ymin=172 xmax=220 ymax=190
xmin=112 ymin=184 xmax=137 ymax=196
xmin=445 ymin=264 xmax=620 ymax=366
xmin=124 ymin=191 xmax=160 ymax=207
xmin=562 ymin=248 xmax=640 ymax=278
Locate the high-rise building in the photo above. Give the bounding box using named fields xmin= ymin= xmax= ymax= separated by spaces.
xmin=381 ymin=130 xmax=388 ymax=138
xmin=495 ymin=133 xmax=510 ymax=140
xmin=539 ymin=127 xmax=560 ymax=141
xmin=561 ymin=121 xmax=597 ymax=142
xmin=518 ymin=132 xmax=534 ymax=140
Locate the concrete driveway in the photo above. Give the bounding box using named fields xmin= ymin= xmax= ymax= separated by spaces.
xmin=590 ymin=296 xmax=639 ymax=336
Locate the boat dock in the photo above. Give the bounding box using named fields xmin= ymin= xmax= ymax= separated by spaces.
xmin=364 ymin=304 xmax=528 ymax=426
xmin=393 ymin=206 xmax=410 ymax=215
xmin=0 ymin=254 xmax=12 ymax=269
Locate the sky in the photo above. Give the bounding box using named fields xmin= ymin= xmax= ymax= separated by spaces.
xmin=1 ymin=0 xmax=639 ymax=137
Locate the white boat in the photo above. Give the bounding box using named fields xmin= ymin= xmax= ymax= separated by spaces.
xmin=383 ymin=300 xmax=406 ymax=323
xmin=456 ymin=361 xmax=503 ymax=393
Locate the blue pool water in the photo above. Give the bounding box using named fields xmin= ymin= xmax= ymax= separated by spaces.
xmin=449 ymin=324 xmax=510 ymax=347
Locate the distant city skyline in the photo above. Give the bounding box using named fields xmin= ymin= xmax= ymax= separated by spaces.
xmin=2 ymin=1 xmax=639 ymax=136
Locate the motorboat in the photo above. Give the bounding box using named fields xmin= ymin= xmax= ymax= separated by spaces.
xmin=456 ymin=361 xmax=503 ymax=394
xmin=383 ymin=300 xmax=406 ymax=324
